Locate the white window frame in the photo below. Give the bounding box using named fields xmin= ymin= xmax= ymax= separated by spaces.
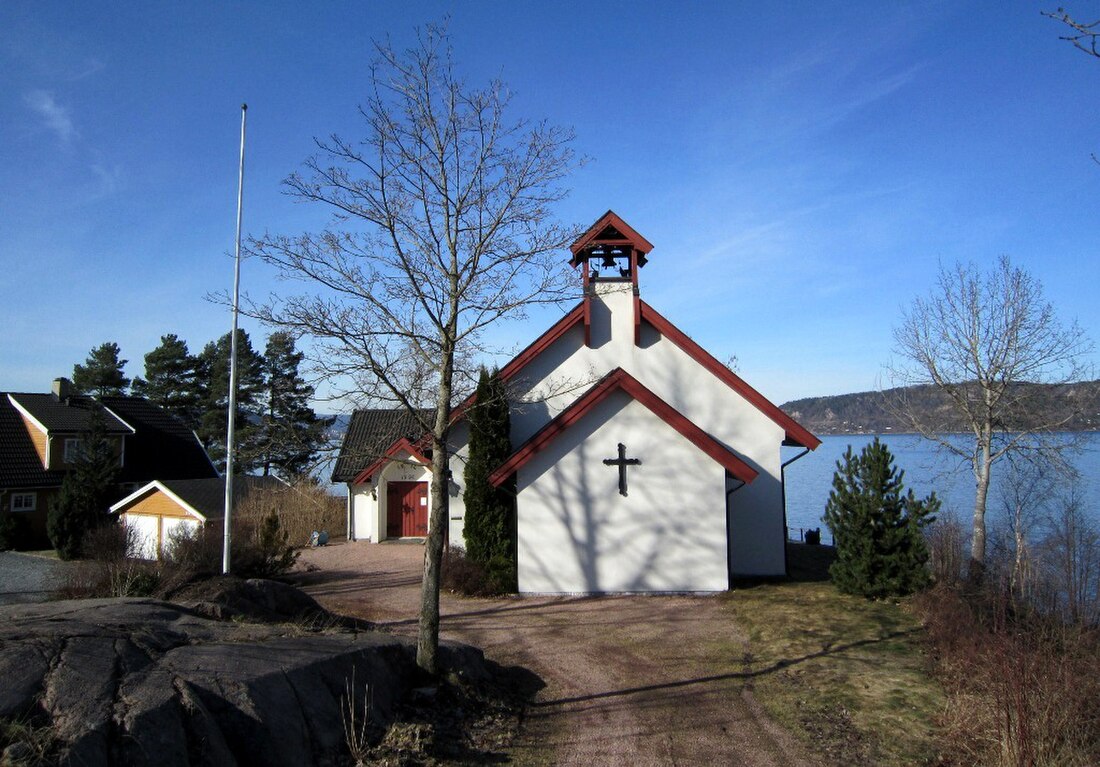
xmin=11 ymin=493 xmax=36 ymax=513
xmin=63 ymin=438 xmax=83 ymax=463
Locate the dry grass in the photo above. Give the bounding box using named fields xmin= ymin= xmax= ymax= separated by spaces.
xmin=719 ymin=545 xmax=943 ymax=766
xmin=915 ymin=586 xmax=1100 ymax=766
xmin=235 ymin=481 xmax=344 ymax=548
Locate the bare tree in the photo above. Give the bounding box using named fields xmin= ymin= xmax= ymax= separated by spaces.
xmin=247 ymin=25 xmax=579 ymax=673
xmin=1043 ymin=7 xmax=1100 ymax=59
xmin=888 ymin=256 xmax=1093 ymax=579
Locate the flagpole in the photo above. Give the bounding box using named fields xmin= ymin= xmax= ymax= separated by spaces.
xmin=223 ymin=103 xmax=247 ymax=575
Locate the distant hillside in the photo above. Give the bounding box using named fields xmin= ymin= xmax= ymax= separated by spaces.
xmin=781 ymin=381 xmax=1100 ymax=435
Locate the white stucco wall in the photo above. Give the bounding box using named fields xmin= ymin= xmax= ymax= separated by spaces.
xmin=516 ymin=393 xmax=729 ymax=593
xmin=507 ymin=283 xmax=789 ymax=577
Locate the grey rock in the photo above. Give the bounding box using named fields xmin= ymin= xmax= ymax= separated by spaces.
xmin=0 ymin=594 xmax=489 ymax=766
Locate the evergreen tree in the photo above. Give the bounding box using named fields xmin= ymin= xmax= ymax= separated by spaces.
xmin=47 ymin=405 xmax=120 ymax=559
xmin=71 ymin=342 xmax=130 ymax=396
xmin=196 ymin=330 xmax=265 ymax=473
xmin=258 ymin=332 xmax=331 ymax=479
xmin=131 ymin=334 xmax=202 ymax=429
xmin=824 ymin=438 xmax=938 ymax=598
xmin=462 ymin=368 xmax=516 ymax=589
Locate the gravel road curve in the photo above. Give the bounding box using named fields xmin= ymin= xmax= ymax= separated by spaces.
xmin=0 ymin=551 xmax=74 ymax=605
xmin=292 ymin=541 xmax=818 ymax=767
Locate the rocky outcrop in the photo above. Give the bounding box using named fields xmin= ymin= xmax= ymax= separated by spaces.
xmin=0 ymin=595 xmax=490 ymax=766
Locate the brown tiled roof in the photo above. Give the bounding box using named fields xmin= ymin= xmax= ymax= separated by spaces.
xmin=330 ymin=408 xmax=430 ymax=483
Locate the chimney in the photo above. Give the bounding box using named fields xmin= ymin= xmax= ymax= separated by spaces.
xmin=52 ymin=378 xmax=74 ymax=400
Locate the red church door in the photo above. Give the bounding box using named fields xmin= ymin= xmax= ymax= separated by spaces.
xmin=386 ymin=482 xmax=428 ymax=538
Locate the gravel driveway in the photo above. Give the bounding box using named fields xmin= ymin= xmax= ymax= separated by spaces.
xmin=292 ymin=542 xmax=817 ymax=766
xmin=0 ymin=551 xmax=74 ymax=605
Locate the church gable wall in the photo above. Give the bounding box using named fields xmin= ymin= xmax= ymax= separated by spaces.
xmin=516 ymin=393 xmax=727 ymax=593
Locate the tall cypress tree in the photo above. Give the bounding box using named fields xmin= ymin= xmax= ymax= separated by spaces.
xmin=824 ymin=438 xmax=938 ymax=598
xmin=71 ymin=342 xmax=130 ymax=396
xmin=197 ymin=330 xmax=265 ymax=473
xmin=258 ymin=332 xmax=330 ymax=479
xmin=47 ymin=405 xmax=120 ymax=559
xmin=462 ymin=368 xmax=516 ymax=588
xmin=131 ymin=334 xmax=202 ymax=429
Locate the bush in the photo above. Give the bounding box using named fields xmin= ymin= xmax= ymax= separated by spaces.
xmin=824 ymin=438 xmax=938 ymax=598
xmin=441 ymin=547 xmax=510 ymax=597
xmin=164 ymin=510 xmax=298 ymax=582
xmin=916 ymin=585 xmax=1100 ymax=766
xmin=235 ymin=480 xmax=344 ymax=547
xmin=0 ymin=513 xmax=28 ymax=551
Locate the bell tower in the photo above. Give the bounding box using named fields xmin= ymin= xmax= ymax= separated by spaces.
xmin=569 ymin=211 xmax=654 ymax=347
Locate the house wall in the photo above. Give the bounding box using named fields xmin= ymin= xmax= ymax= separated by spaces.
xmin=2 ymin=487 xmax=56 ymax=547
xmin=123 ymin=491 xmax=194 ymax=519
xmin=515 ymin=393 xmax=728 ymax=593
xmin=507 ymin=283 xmax=789 ymax=577
xmin=18 ymin=414 xmax=48 ymax=465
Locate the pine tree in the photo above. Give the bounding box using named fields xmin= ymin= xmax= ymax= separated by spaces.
xmin=824 ymin=438 xmax=938 ymax=598
xmin=258 ymin=332 xmax=330 ymax=479
xmin=131 ymin=334 xmax=202 ymax=429
xmin=462 ymin=368 xmax=516 ymax=590
xmin=47 ymin=405 xmax=121 ymax=559
xmin=71 ymin=342 xmax=130 ymax=396
xmin=196 ymin=330 xmax=265 ymax=473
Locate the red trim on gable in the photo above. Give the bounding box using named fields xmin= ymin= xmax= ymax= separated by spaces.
xmin=447 ymin=304 xmax=585 ymax=429
xmin=638 ymin=301 xmax=822 ymax=450
xmin=352 ymin=437 xmax=431 ymax=485
xmin=498 ymin=303 xmax=585 ymax=382
xmin=488 ymin=368 xmax=758 ymax=487
xmin=569 ymin=210 xmax=655 ymax=265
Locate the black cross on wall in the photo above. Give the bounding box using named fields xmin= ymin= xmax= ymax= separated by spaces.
xmin=603 ymin=442 xmax=641 ymax=496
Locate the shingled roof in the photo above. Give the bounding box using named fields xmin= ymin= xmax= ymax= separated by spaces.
xmin=99 ymin=397 xmax=217 ymax=483
xmin=119 ymin=475 xmax=287 ymax=521
xmin=0 ymin=396 xmax=67 ymax=488
xmin=331 ymin=408 xmax=431 ymax=483
xmin=1 ymin=391 xmax=216 ymax=490
xmin=9 ymin=393 xmax=133 ymax=435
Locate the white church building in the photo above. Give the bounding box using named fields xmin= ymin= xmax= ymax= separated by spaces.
xmin=332 ymin=211 xmax=820 ymax=593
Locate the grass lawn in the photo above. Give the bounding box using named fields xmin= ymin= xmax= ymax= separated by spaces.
xmin=719 ymin=544 xmax=943 ymax=766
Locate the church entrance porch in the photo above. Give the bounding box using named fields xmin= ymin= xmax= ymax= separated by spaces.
xmin=386 ymin=481 xmax=428 ymax=538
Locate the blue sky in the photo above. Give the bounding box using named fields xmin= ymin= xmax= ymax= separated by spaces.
xmin=2 ymin=1 xmax=1097 ymax=408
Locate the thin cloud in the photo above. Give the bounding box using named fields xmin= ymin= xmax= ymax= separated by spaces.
xmin=24 ymin=90 xmax=77 ymax=145
xmin=69 ymin=56 xmax=106 ymax=81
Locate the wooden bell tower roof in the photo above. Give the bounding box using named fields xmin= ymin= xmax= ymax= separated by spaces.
xmin=569 ymin=210 xmax=654 ymax=268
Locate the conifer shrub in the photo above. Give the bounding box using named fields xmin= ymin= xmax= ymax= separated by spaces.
xmin=824 ymin=438 xmax=938 ymax=598
xmin=462 ymin=368 xmax=516 ymax=591
xmin=0 ymin=512 xmax=28 ymax=551
xmin=441 ymin=547 xmax=510 ymax=597
xmin=47 ymin=406 xmax=120 ymax=560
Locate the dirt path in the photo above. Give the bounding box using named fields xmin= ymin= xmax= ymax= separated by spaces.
xmin=292 ymin=541 xmax=817 ymax=766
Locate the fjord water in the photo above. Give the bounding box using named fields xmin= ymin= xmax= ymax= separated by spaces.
xmin=782 ymin=433 xmax=1100 ymax=541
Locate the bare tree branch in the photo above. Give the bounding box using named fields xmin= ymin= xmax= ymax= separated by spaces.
xmin=245 ymin=22 xmax=581 ymax=674
xmin=887 ymin=256 xmax=1094 ymax=580
xmin=1043 ymin=7 xmax=1100 ymax=58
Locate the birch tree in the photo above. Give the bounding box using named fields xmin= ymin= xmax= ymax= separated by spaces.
xmin=247 ymin=25 xmax=578 ymax=673
xmin=889 ymin=256 xmax=1093 ymax=580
